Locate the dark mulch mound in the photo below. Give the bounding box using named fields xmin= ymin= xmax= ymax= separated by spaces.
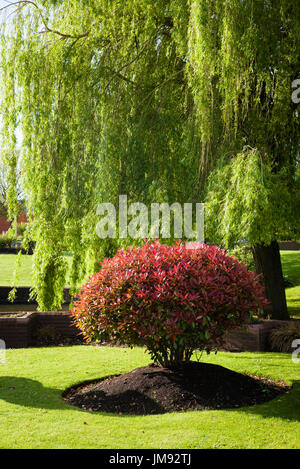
xmin=63 ymin=362 xmax=289 ymax=415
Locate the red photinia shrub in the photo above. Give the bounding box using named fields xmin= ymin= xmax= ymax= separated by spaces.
xmin=72 ymin=240 xmax=268 ymax=367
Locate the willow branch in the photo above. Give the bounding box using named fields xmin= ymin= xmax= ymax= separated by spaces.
xmin=106 ymin=67 xmax=136 ymax=86
xmin=0 ymin=1 xmax=91 ymax=40
xmin=104 ymin=35 xmax=155 ymax=91
xmin=138 ymin=68 xmax=185 ymax=109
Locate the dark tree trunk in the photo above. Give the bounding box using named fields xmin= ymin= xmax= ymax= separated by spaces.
xmin=252 ymin=241 xmax=289 ymax=320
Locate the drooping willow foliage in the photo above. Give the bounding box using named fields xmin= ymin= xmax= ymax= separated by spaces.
xmin=188 ymin=0 xmax=300 ymax=246
xmin=0 ymin=0 xmax=200 ymax=310
xmin=0 ymin=0 xmax=299 ymax=310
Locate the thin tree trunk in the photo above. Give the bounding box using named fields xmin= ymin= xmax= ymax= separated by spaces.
xmin=252 ymin=241 xmax=289 ymax=320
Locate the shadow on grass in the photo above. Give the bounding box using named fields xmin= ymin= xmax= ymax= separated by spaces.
xmin=0 ymin=375 xmax=163 ymax=415
xmin=0 ymin=376 xmax=69 ymax=411
xmin=237 ymin=380 xmax=300 ymax=422
xmin=0 ymin=375 xmax=299 ymax=421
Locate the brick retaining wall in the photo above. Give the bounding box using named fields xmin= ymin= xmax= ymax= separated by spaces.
xmin=0 ymin=311 xmax=81 ymax=348
xmin=222 ymin=319 xmax=299 ymax=352
xmin=279 ymin=241 xmax=300 ymax=251
xmin=1 ymin=313 xmax=297 ymax=351
xmin=0 ymin=315 xmax=32 ymax=348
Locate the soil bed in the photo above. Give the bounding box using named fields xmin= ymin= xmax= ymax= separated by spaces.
xmin=0 ymin=312 xmax=27 ymax=318
xmin=63 ymin=361 xmax=289 ymax=415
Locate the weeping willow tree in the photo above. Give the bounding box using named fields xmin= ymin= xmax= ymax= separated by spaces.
xmin=188 ymin=0 xmax=300 ymax=319
xmin=1 ymin=0 xmax=299 ymax=318
xmin=0 ymin=0 xmax=200 ymax=310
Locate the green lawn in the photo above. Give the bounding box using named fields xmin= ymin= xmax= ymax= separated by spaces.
xmin=0 ymin=254 xmax=73 ymax=287
xmin=0 ymin=254 xmax=33 ymax=287
xmin=281 ymin=251 xmax=300 ymax=319
xmin=0 ymin=346 xmax=299 ymax=449
xmin=0 ymin=251 xmax=299 ymax=317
